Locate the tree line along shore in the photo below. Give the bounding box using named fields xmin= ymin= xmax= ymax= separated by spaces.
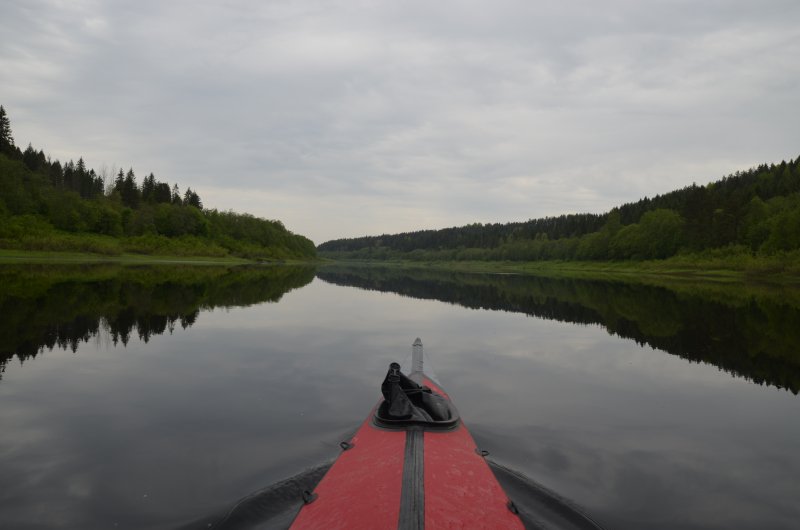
xmin=318 ymin=155 xmax=800 ymax=277
xmin=0 ymin=105 xmax=315 ymax=261
xmin=3 ymin=104 xmax=799 ymax=274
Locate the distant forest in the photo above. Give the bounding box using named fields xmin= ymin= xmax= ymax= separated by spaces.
xmin=319 ymin=156 xmax=800 ymax=262
xmin=0 ymin=105 xmax=315 ymax=259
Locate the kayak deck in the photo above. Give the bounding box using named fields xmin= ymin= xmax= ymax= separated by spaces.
xmin=290 ymin=370 xmax=523 ymax=529
xmin=183 ymin=339 xmax=606 ymax=530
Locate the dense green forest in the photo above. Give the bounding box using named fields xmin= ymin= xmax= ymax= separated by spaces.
xmin=319 ymin=156 xmax=800 ymax=263
xmin=0 ymin=106 xmax=315 ymax=260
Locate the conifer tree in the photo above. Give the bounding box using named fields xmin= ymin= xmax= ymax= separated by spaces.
xmin=89 ymin=169 xmax=103 ymax=197
xmin=23 ymin=144 xmax=41 ymax=170
xmin=75 ymin=157 xmax=90 ymax=197
xmin=142 ymin=173 xmax=156 ymax=203
xmin=0 ymin=105 xmax=14 ymax=152
xmin=122 ymin=168 xmax=140 ymax=208
xmin=114 ymin=169 xmax=125 ymax=194
xmin=154 ymin=182 xmax=171 ymax=204
xmin=171 ymin=184 xmax=182 ymax=205
xmin=49 ymin=160 xmax=63 ymax=188
xmin=63 ymin=160 xmax=76 ymax=191
xmin=184 ymin=188 xmax=202 ymax=209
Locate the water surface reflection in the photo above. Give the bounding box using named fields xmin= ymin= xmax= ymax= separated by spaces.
xmin=318 ymin=265 xmax=800 ymax=393
xmin=0 ymin=264 xmax=797 ymax=529
xmin=0 ymin=264 xmax=315 ymax=378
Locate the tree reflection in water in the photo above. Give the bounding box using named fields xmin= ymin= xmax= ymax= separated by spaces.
xmin=5 ymin=262 xmax=799 ymax=395
xmin=0 ymin=264 xmax=315 ymax=380
xmin=317 ymin=265 xmax=800 ymax=394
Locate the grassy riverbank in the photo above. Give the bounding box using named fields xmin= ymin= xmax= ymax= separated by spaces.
xmin=0 ymin=248 xmax=307 ymax=265
xmin=320 ymin=250 xmax=800 ymax=285
xmin=4 ymin=247 xmax=798 ymax=286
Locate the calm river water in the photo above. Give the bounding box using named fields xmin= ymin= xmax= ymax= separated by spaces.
xmin=0 ymin=263 xmax=798 ymax=529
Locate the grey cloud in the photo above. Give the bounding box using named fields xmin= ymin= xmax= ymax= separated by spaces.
xmin=1 ymin=0 xmax=799 ymax=242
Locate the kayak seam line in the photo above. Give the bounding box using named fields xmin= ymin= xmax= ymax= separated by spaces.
xmin=398 ymin=429 xmax=424 ymax=530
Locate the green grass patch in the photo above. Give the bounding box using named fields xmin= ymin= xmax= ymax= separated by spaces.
xmin=0 ymin=248 xmax=256 ymax=264
xmin=321 ymin=254 xmax=800 ymax=286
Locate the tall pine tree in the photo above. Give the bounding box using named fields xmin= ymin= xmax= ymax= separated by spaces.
xmin=142 ymin=173 xmax=156 ymax=203
xmin=184 ymin=187 xmax=202 ymax=209
xmin=171 ymin=184 xmax=182 ymax=205
xmin=121 ymin=168 xmax=140 ymax=208
xmin=114 ymin=169 xmax=125 ymax=194
xmin=0 ymin=105 xmax=14 ymax=153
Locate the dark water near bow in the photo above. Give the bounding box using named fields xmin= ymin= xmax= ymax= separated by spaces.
xmin=0 ymin=263 xmax=798 ymax=529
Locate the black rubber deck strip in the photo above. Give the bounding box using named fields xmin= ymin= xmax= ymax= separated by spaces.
xmin=398 ymin=429 xmax=424 ymax=530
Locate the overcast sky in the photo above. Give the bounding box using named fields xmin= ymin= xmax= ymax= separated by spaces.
xmin=1 ymin=0 xmax=798 ymax=244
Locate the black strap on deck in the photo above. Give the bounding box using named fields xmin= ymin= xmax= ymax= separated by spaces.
xmin=398 ymin=429 xmax=424 ymax=530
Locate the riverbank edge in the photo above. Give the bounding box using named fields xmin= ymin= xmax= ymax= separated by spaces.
xmin=0 ymin=249 xmax=320 ymax=266
xmin=3 ymin=249 xmax=799 ymax=286
xmin=317 ymin=257 xmax=800 ymax=286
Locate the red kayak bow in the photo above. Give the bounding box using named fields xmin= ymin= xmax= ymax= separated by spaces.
xmin=289 ymin=338 xmax=524 ymax=530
